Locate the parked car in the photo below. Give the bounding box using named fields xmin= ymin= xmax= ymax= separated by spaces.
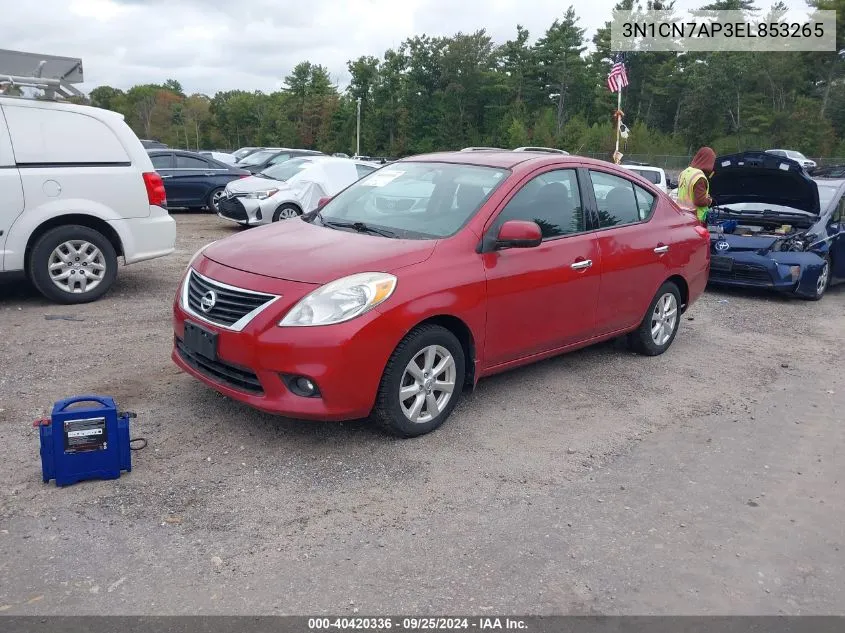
xmin=621 ymin=164 xmax=669 ymax=193
xmin=200 ymin=150 xmax=236 ymax=165
xmin=231 ymin=147 xmax=264 ymax=162
xmin=147 ymin=149 xmax=250 ymax=213
xmin=766 ymin=149 xmax=817 ymax=172
xmin=218 ymin=157 xmax=377 ymax=225
xmin=460 ymin=147 xmax=506 ymax=152
xmin=172 ymin=151 xmax=709 ymax=437
xmin=236 ymin=148 xmax=324 ymax=174
xmin=140 ymin=139 xmax=167 ymax=149
xmin=707 ymin=151 xmax=845 ymax=300
xmin=0 ymin=95 xmax=176 ymax=303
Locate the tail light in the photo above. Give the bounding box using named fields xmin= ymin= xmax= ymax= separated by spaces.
xmin=143 ymin=172 xmax=167 ymax=207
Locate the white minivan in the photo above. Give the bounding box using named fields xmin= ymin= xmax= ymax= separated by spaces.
xmin=0 ymin=96 xmax=176 ymax=303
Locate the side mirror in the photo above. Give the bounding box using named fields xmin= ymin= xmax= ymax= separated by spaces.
xmin=496 ymin=220 xmax=542 ymax=249
xmin=317 ymin=196 xmax=332 ymax=209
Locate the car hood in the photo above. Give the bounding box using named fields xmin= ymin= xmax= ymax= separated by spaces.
xmin=202 ymin=218 xmax=436 ymax=284
xmin=712 ymin=152 xmax=820 ymax=215
xmin=226 ymin=175 xmax=287 ymax=193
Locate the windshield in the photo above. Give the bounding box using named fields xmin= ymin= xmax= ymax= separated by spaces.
xmin=315 ymin=162 xmax=509 ymax=239
xmin=790 ymin=151 xmax=808 ymax=161
xmin=239 ymin=150 xmax=277 ymax=166
xmin=232 ymin=148 xmax=255 ymax=161
xmin=261 ymin=158 xmax=314 ymax=181
xmin=628 ymin=168 xmax=661 ymax=184
xmin=817 ymin=184 xmax=838 ymax=210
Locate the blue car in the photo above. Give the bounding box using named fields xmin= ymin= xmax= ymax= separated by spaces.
xmin=707 ymin=152 xmax=845 ymax=300
xmin=148 ymin=149 xmax=250 ymax=213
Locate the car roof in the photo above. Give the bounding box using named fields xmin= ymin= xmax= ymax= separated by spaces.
xmin=622 ymin=164 xmax=664 ymax=172
xmin=399 ymin=150 xmax=610 ymax=170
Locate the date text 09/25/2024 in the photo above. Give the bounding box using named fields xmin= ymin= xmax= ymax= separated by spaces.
xmin=307 ymin=618 xmax=528 ymax=631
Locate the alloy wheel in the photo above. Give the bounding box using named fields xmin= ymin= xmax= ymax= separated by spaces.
xmin=650 ymin=292 xmax=678 ymax=347
xmin=276 ymin=207 xmax=299 ymax=220
xmin=211 ymin=189 xmax=225 ymax=210
xmin=399 ymin=345 xmax=456 ymax=424
xmin=48 ymin=240 xmax=107 ymax=294
xmin=817 ymin=261 xmax=829 ymax=296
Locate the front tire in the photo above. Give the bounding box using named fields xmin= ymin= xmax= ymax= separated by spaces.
xmin=805 ymin=256 xmax=830 ymax=301
xmin=629 ymin=281 xmax=682 ymax=356
xmin=373 ymin=324 xmax=466 ymax=438
xmin=272 ymin=204 xmax=301 ymax=222
xmin=28 ymin=225 xmax=118 ymax=304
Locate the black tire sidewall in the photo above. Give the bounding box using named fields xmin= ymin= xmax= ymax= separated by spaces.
xmin=634 ymin=282 xmax=682 ymax=356
xmin=272 ymin=204 xmax=301 ymax=222
xmin=375 ymin=325 xmax=466 ymax=438
xmin=29 ymin=225 xmax=118 ymax=304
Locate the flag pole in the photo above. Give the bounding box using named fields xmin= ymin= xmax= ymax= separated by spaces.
xmin=613 ymin=83 xmax=622 ymax=164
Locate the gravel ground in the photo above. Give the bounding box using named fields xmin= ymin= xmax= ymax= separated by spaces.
xmin=0 ymin=212 xmax=843 ymax=614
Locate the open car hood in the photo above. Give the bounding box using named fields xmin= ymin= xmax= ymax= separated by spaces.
xmin=712 ymin=152 xmax=820 ymax=215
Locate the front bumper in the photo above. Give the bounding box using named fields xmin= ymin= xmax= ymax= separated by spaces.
xmin=708 ymin=250 xmax=826 ymax=297
xmin=217 ymin=195 xmax=265 ymax=225
xmin=170 ymin=259 xmax=402 ymax=421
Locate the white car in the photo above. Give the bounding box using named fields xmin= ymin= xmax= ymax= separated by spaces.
xmin=0 ymin=90 xmax=176 ymax=303
xmin=200 ymin=151 xmax=237 ymax=165
xmin=766 ymin=149 xmax=817 ymax=171
xmin=620 ymin=164 xmax=669 ymax=193
xmin=217 ymin=157 xmax=377 ymax=226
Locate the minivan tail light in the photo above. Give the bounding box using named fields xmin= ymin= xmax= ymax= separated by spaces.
xmin=143 ymin=172 xmax=167 ymax=207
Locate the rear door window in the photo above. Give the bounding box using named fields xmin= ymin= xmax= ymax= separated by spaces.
xmin=175 ymin=154 xmax=210 ymax=169
xmin=589 ymin=171 xmax=642 ymax=227
xmin=4 ymin=105 xmax=130 ymax=164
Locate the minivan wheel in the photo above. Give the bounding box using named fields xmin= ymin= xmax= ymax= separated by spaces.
xmin=373 ymin=324 xmax=466 ymax=438
xmin=272 ymin=204 xmax=301 ymax=222
xmin=207 ymin=187 xmax=225 ymax=212
xmin=29 ymin=225 xmax=118 ymax=304
xmin=629 ymin=281 xmax=682 ymax=356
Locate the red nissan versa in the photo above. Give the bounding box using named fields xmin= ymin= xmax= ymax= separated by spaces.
xmin=172 ymin=152 xmax=710 ymax=437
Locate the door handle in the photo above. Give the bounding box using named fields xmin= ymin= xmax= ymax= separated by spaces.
xmin=203 ymin=172 xmax=215 ymax=176
xmin=654 ymin=245 xmax=669 ymax=254
xmin=570 ymin=259 xmax=593 ymax=270
xmin=160 ymin=175 xmax=173 ymax=179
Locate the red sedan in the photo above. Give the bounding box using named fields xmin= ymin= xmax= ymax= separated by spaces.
xmin=172 ymin=152 xmax=710 ymax=437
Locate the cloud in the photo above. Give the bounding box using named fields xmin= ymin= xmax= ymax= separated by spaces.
xmin=5 ymin=0 xmax=810 ymax=96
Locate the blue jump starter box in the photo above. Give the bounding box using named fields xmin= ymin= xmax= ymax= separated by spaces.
xmin=34 ymin=395 xmax=134 ymax=487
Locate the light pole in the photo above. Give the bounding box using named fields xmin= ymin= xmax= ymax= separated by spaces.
xmin=356 ymin=97 xmax=362 ymax=157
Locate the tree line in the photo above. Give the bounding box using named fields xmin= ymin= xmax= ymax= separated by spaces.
xmin=85 ymin=0 xmax=845 ymax=163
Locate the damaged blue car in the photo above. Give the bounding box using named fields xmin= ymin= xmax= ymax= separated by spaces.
xmin=707 ymin=151 xmax=845 ymax=300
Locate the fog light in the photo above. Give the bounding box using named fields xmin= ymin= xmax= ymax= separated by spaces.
xmin=256 ymin=208 xmax=263 ymax=221
xmin=790 ymin=266 xmax=801 ymax=282
xmin=283 ymin=375 xmax=321 ymax=398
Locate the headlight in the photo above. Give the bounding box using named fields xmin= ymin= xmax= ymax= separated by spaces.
xmin=245 ymin=189 xmax=279 ymax=200
xmin=279 ymin=272 xmax=397 ymax=327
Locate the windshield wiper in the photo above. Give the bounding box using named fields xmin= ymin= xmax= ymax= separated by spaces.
xmin=321 ymin=219 xmax=396 ymax=238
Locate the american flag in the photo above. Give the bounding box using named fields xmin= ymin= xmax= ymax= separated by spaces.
xmin=607 ymin=61 xmax=628 ymax=93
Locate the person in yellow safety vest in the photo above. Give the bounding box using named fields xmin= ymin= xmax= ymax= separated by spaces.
xmin=677 ymin=147 xmax=716 ymax=223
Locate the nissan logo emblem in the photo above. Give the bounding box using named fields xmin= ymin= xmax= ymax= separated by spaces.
xmin=200 ymin=290 xmax=217 ymax=313
xmin=715 ymin=240 xmax=730 ymax=252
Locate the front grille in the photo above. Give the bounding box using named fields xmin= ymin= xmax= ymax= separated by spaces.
xmin=218 ymin=196 xmax=248 ymax=221
xmin=186 ymin=271 xmax=275 ymax=328
xmin=711 ymin=262 xmax=772 ymax=284
xmin=175 ymin=338 xmax=263 ymax=394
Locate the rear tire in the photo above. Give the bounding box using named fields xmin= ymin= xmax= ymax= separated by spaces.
xmin=629 ymin=282 xmax=682 ymax=356
xmin=373 ymin=325 xmax=466 ymax=438
xmin=28 ymin=225 xmax=118 ymax=304
xmin=207 ymin=187 xmax=225 ymax=213
xmin=272 ymin=204 xmax=301 ymax=222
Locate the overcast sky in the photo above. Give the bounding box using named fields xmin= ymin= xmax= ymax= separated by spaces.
xmin=4 ymin=0 xmax=810 ymax=96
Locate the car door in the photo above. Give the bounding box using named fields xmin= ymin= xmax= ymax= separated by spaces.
xmin=163 ymin=153 xmax=213 ymax=206
xmin=828 ymin=192 xmax=845 ymax=280
xmin=481 ymin=167 xmax=601 ymax=368
xmin=586 ymin=168 xmax=671 ymax=334
xmin=0 ymin=106 xmax=24 ymax=271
